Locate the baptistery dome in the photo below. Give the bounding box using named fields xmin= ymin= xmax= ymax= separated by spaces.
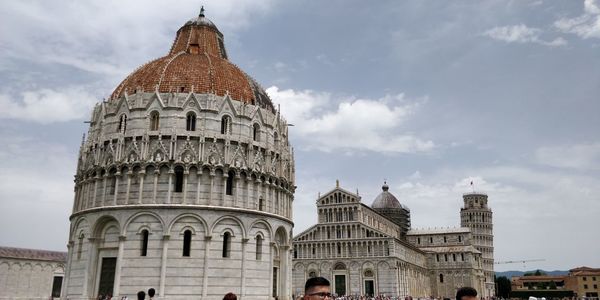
xmin=110 ymin=9 xmax=275 ymax=112
xmin=64 ymin=9 xmax=294 ymax=300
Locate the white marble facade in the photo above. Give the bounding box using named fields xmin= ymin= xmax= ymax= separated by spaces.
xmin=63 ymin=90 xmax=295 ymax=300
xmin=292 ymin=185 xmax=490 ymax=299
xmin=0 ymin=253 xmax=65 ymax=300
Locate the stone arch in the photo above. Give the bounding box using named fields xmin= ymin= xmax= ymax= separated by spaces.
xmin=249 ymin=219 xmax=273 ymax=239
xmin=274 ymin=226 xmax=288 ymax=246
xmin=333 ymin=262 xmax=347 ymax=270
xmin=210 ymin=215 xmax=246 ymax=239
xmin=70 ymin=216 xmax=90 ymax=239
xmin=122 ymin=211 xmax=165 ymax=236
xmin=167 ymin=213 xmax=208 ymax=236
xmin=91 ymin=215 xmax=121 ymax=239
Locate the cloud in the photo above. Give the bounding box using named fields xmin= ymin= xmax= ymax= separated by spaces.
xmin=267 ymin=86 xmax=434 ymax=154
xmin=0 ymin=134 xmax=75 ymax=251
xmin=535 ymin=142 xmax=600 ymax=170
xmin=483 ymin=24 xmax=567 ymax=47
xmin=0 ymin=87 xmax=97 ymax=123
xmin=0 ymin=0 xmax=277 ymax=77
xmin=554 ymin=0 xmax=600 ymax=39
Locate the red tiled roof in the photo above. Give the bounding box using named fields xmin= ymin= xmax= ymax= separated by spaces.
xmin=0 ymin=246 xmax=67 ymax=262
xmin=110 ymin=15 xmax=275 ymax=112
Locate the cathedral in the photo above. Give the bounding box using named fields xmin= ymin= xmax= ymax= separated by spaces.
xmin=62 ymin=9 xmax=295 ymax=300
xmin=291 ymin=182 xmax=495 ymax=299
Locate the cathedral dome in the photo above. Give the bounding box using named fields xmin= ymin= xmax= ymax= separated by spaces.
xmin=372 ymin=182 xmax=403 ymax=209
xmin=110 ymin=8 xmax=275 ymax=112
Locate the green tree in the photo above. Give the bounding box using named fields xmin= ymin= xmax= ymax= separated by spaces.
xmin=495 ymin=276 xmax=511 ymax=298
xmin=549 ymin=281 xmax=557 ymax=290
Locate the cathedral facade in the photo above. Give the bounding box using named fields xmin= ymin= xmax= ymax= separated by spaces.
xmin=292 ymin=183 xmax=494 ymax=299
xmin=62 ymin=10 xmax=295 ymax=300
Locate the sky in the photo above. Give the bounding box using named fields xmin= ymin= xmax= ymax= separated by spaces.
xmin=1 ymin=0 xmax=599 ymax=272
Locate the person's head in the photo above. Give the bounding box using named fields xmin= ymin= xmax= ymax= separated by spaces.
xmin=148 ymin=288 xmax=155 ymax=297
xmin=137 ymin=290 xmax=146 ymax=300
xmin=304 ymin=277 xmax=331 ymax=300
xmin=223 ymin=292 xmax=237 ymax=300
xmin=456 ymin=287 xmax=477 ymax=300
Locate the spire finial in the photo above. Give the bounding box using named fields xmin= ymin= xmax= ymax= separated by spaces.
xmin=382 ymin=180 xmax=389 ymax=191
xmin=199 ymin=6 xmax=205 ymax=17
xmin=336 ymin=179 xmax=340 ymax=188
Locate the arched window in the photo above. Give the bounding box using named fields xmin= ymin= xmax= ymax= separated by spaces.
xmin=222 ymin=232 xmax=231 ymax=258
xmin=117 ymin=114 xmax=127 ymax=133
xmin=174 ymin=166 xmax=184 ymax=193
xmin=221 ymin=116 xmax=230 ymax=134
xmin=444 ymin=236 xmax=447 ymax=243
xmin=225 ymin=170 xmax=234 ymax=195
xmin=77 ymin=233 xmax=84 ymax=260
xmin=253 ymin=124 xmax=260 ymax=141
xmin=461 ymin=253 xmax=465 ymax=261
xmin=439 ymin=274 xmax=444 ymax=283
xmin=186 ymin=112 xmax=196 ymax=131
xmin=259 ymin=197 xmax=264 ymax=211
xmin=182 ymin=230 xmax=192 ymax=257
xmin=458 ymin=235 xmax=462 ymax=243
xmin=150 ymin=111 xmax=160 ymax=131
xmin=256 ymin=235 xmax=263 ymax=260
xmin=140 ymin=230 xmax=149 ymax=256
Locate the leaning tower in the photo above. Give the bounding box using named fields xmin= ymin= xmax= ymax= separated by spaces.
xmin=62 ymin=9 xmax=295 ymax=300
xmin=460 ymin=193 xmax=494 ymax=298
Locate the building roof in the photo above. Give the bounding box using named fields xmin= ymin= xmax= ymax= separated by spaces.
xmin=569 ymin=266 xmax=600 ymax=275
xmin=371 ymin=182 xmax=408 ymax=210
xmin=0 ymin=246 xmax=67 ymax=262
xmin=407 ymin=227 xmax=471 ymax=235
xmin=417 ymin=245 xmax=481 ymax=254
xmin=110 ymin=9 xmax=275 ymax=112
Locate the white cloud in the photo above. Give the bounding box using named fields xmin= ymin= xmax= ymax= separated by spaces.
xmin=0 ymin=0 xmax=277 ymax=77
xmin=0 ymin=87 xmax=97 ymax=123
xmin=554 ymin=0 xmax=600 ymax=39
xmin=483 ymin=24 xmax=567 ymax=47
xmin=0 ymin=135 xmax=75 ymax=251
xmin=267 ymin=86 xmax=434 ymax=154
xmin=535 ymin=142 xmax=600 ymax=170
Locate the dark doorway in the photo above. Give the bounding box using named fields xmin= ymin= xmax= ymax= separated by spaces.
xmin=335 ymin=275 xmax=346 ymax=296
xmin=97 ymin=257 xmax=117 ymax=296
xmin=364 ymin=280 xmax=374 ymax=297
xmin=51 ymin=276 xmax=63 ymax=297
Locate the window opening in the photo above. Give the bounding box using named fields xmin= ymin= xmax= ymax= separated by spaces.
xmin=226 ymin=171 xmax=234 ymax=195
xmin=174 ymin=167 xmax=184 ymax=193
xmin=222 ymin=232 xmax=231 ymax=258
xmin=183 ymin=230 xmax=192 ymax=257
xmin=256 ymin=235 xmax=263 ymax=260
xmin=150 ymin=111 xmax=160 ymax=131
xmin=186 ymin=113 xmax=196 ymax=131
xmin=141 ymin=230 xmax=149 ymax=256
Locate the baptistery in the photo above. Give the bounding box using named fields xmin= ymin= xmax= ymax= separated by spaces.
xmin=63 ymin=9 xmax=295 ymax=300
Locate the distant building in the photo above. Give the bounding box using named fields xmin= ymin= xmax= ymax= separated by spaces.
xmin=0 ymin=246 xmax=67 ymax=299
xmin=292 ymin=182 xmax=490 ymax=298
xmin=566 ymin=267 xmax=600 ymax=298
